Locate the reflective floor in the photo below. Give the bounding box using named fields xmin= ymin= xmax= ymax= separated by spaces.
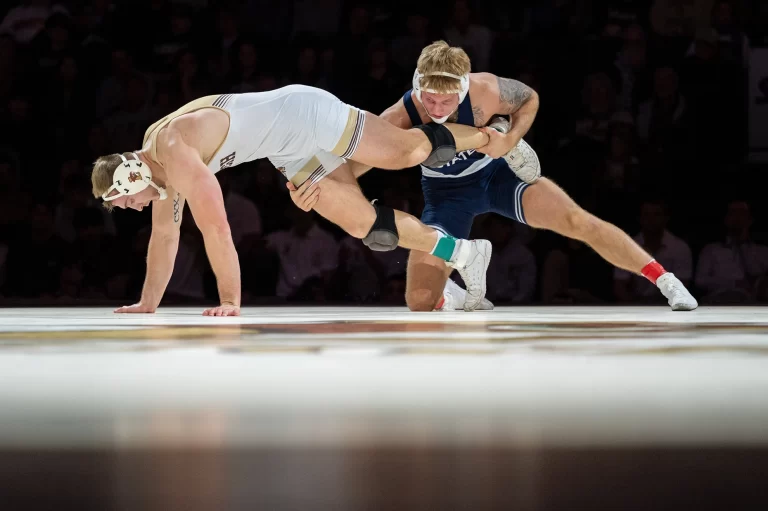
xmin=1 ymin=306 xmax=767 ymax=510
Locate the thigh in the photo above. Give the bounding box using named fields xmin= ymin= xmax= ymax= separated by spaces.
xmin=487 ymin=160 xmax=531 ymax=224
xmin=273 ymin=149 xmax=346 ymax=187
xmin=520 ymin=177 xmax=581 ymax=231
xmin=420 ymin=176 xmax=485 ymax=239
xmin=336 ymin=110 xmax=428 ymax=169
xmin=311 ymin=163 xmax=376 ymax=233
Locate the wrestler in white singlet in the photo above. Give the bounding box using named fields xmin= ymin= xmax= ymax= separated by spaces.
xmin=142 ymin=85 xmax=365 ymax=186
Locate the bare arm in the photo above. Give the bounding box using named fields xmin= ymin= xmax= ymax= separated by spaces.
xmin=161 ymin=125 xmax=241 ymax=311
xmin=498 ymin=76 xmax=539 ymax=147
xmin=478 ymin=74 xmax=539 ymax=155
xmin=115 ymin=189 xmax=185 ymax=313
xmin=142 ymin=190 xmax=185 ymax=306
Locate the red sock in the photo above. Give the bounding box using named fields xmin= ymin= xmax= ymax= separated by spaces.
xmin=434 ymin=296 xmax=446 ymax=310
xmin=641 ymin=259 xmax=667 ymax=285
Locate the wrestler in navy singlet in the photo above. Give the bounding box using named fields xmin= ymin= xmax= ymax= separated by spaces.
xmin=402 ymin=90 xmax=530 ymax=239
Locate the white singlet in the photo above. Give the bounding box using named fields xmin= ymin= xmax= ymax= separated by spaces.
xmin=143 ymin=85 xmax=366 ymax=186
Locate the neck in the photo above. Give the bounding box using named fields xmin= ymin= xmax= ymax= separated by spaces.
xmin=136 ymin=150 xmax=167 ymax=187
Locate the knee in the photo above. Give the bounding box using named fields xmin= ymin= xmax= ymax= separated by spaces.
xmin=406 ymin=288 xmax=441 ymax=312
xmin=344 ymin=216 xmax=373 ymax=240
xmin=403 ymin=130 xmax=431 ymax=167
xmin=562 ymin=208 xmax=600 ymax=240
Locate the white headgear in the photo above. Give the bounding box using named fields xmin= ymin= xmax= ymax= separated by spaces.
xmin=102 ymin=153 xmax=168 ymax=202
xmin=412 ymin=69 xmax=470 ymax=124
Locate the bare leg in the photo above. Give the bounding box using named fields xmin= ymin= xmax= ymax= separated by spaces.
xmin=348 ymin=112 xmax=489 ymax=170
xmin=523 ymin=178 xmax=652 ymax=274
xmin=405 ymin=250 xmax=453 ymax=312
xmin=312 ymin=164 xmax=438 ymax=253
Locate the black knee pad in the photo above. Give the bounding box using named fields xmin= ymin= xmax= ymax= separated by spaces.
xmin=362 ymin=201 xmax=399 ymax=251
xmin=415 ymin=122 xmax=457 ymax=167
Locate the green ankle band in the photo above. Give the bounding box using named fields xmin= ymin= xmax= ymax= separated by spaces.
xmin=431 ymin=235 xmax=457 ymax=262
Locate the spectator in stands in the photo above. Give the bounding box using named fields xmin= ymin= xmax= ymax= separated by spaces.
xmin=573 ymin=71 xmax=618 ymax=146
xmin=614 ymin=200 xmax=692 ymax=304
xmin=267 ymin=208 xmax=339 ymax=299
xmin=391 ymin=12 xmax=431 ymax=73
xmin=443 ymin=0 xmax=493 ymax=72
xmin=211 ymin=8 xmax=242 ymax=78
xmin=541 ymin=238 xmax=614 ymax=305
xmin=483 ymin=216 xmax=537 ymax=304
xmin=593 ymin=112 xmax=642 ymax=227
xmin=218 ymin=171 xmax=263 ymax=247
xmin=614 ymin=24 xmax=652 ymax=114
xmin=695 ymin=200 xmax=768 ymax=304
xmin=171 ymin=49 xmax=214 ymax=106
xmin=3 ymin=202 xmax=69 ymax=299
xmin=636 ymin=65 xmax=694 ymax=172
xmin=0 ymin=0 xmax=67 ymax=45
xmin=228 ymin=40 xmax=260 ymax=93
xmin=710 ymin=0 xmax=750 ymax=69
xmin=103 ymin=73 xmax=152 ymax=151
xmin=31 ymin=11 xmax=73 ymax=78
xmin=96 ymin=47 xmax=144 ymax=117
xmin=164 ymin=207 xmax=210 ymax=304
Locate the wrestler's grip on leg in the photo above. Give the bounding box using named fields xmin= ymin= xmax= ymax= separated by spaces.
xmin=287 ymin=180 xmax=320 ymax=212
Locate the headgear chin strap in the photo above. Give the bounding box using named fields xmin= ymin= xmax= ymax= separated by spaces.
xmin=102 ymin=153 xmax=168 ymax=202
xmin=412 ymin=69 xmax=470 ymax=124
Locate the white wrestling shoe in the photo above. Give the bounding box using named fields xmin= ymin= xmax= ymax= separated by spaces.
xmin=446 ymin=239 xmax=492 ymax=311
xmin=656 ymin=273 xmax=699 ymax=311
xmin=438 ymin=278 xmax=494 ymax=311
xmin=488 ymin=115 xmax=540 ymax=184
xmin=501 ymin=138 xmax=541 ymax=184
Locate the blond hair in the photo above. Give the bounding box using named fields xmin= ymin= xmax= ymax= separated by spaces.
xmin=416 ymin=41 xmax=471 ymax=94
xmin=92 ymin=152 xmax=131 ymax=211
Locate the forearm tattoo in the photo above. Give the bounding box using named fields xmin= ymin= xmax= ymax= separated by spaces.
xmin=472 ymin=105 xmax=484 ymax=126
xmin=173 ymin=193 xmax=181 ymax=223
xmin=497 ymin=77 xmax=533 ymax=115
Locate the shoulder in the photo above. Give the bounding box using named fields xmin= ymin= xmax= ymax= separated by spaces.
xmin=469 ymin=72 xmax=498 ymax=96
xmin=381 ymin=96 xmax=415 ymax=128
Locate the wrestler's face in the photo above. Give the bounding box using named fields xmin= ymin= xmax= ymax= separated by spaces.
xmin=420 ymin=91 xmax=459 ymax=120
xmin=107 ymin=187 xmax=158 ymax=211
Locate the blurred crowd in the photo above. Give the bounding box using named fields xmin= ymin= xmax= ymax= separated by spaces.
xmin=1 ymin=0 xmax=767 ymax=307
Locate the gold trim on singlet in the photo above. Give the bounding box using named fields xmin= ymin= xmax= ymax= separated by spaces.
xmin=289 ymin=156 xmax=327 ymax=186
xmin=331 ymin=108 xmax=365 ymax=159
xmin=143 ymin=94 xmax=234 ymax=165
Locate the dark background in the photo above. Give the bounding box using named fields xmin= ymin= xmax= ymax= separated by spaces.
xmin=1 ymin=0 xmax=767 ymax=307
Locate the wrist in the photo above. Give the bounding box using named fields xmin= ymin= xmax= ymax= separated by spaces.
xmin=505 ymin=132 xmax=522 ymax=152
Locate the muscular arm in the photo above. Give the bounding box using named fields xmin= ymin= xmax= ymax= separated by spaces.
xmin=489 ymin=75 xmax=540 ymax=151
xmin=160 ymin=124 xmax=241 ymax=308
xmin=139 ymin=189 xmax=185 ymax=309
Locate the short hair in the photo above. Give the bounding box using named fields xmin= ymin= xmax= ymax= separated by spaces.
xmin=91 ymin=152 xmax=131 ymax=211
xmin=416 ymin=40 xmax=471 ymax=94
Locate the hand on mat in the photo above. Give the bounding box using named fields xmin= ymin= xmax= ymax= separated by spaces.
xmin=203 ymin=304 xmax=240 ymax=317
xmin=114 ymin=303 xmax=156 ymax=314
xmin=477 ymin=127 xmax=518 ymax=159
xmin=287 ymin=180 xmax=320 ymax=212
